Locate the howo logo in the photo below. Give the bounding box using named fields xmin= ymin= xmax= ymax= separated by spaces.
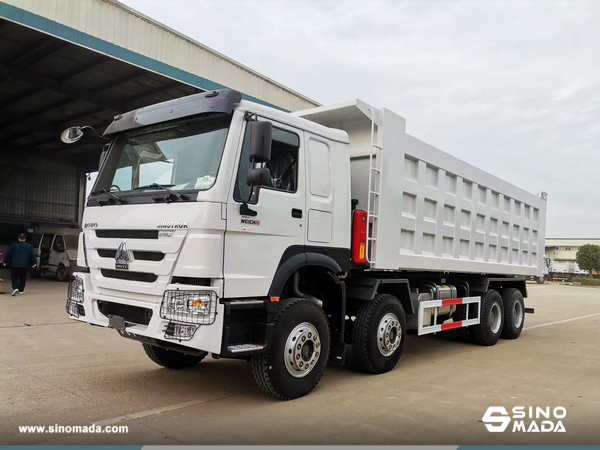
xmin=115 ymin=241 xmax=134 ymax=270
xmin=482 ymin=406 xmax=566 ymax=433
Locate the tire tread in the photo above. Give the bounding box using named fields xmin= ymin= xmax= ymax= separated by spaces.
xmin=473 ymin=289 xmax=503 ymax=346
xmin=501 ymin=288 xmax=524 ymax=339
xmin=251 ymin=298 xmax=329 ymax=400
xmin=352 ymin=293 xmax=404 ymax=374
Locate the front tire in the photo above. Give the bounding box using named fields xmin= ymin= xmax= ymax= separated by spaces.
xmin=352 ymin=293 xmax=406 ymax=374
xmin=251 ymin=298 xmax=330 ymax=400
xmin=143 ymin=344 xmax=207 ymax=369
xmin=473 ymin=290 xmax=504 ymax=346
xmin=536 ymin=276 xmax=545 ymax=284
xmin=501 ymin=288 xmax=525 ymax=339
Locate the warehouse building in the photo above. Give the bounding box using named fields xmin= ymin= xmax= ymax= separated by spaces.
xmin=0 ymin=0 xmax=319 ymax=245
xmin=545 ymin=238 xmax=600 ymax=262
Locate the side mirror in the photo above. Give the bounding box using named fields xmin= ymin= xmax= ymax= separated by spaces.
xmin=60 ymin=126 xmax=84 ymax=144
xmin=246 ymin=168 xmax=271 ymax=187
xmin=248 ymin=121 xmax=272 ymax=163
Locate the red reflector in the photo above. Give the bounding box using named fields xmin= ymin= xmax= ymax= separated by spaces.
xmin=352 ymin=209 xmax=368 ymax=264
xmin=442 ymin=298 xmax=463 ymax=306
xmin=441 ymin=321 xmax=463 ymax=331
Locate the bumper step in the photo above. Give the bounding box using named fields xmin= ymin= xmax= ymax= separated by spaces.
xmin=227 ymin=343 xmax=266 ymax=354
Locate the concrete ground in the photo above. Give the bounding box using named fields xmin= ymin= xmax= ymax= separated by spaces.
xmin=0 ymin=276 xmax=599 ymax=445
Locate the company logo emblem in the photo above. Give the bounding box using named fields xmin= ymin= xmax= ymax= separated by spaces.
xmin=157 ymin=222 xmax=188 ymax=229
xmin=482 ymin=406 xmax=566 ymax=433
xmin=115 ymin=241 xmax=134 ymax=270
xmin=482 ymin=407 xmax=512 ymax=432
xmin=84 ymin=223 xmax=98 ymax=229
xmin=241 ymin=219 xmax=260 ymax=226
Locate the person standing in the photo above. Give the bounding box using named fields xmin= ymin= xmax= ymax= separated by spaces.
xmin=1 ymin=233 xmax=37 ymax=296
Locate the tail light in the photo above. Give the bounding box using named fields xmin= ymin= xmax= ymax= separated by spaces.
xmin=352 ymin=209 xmax=368 ymax=264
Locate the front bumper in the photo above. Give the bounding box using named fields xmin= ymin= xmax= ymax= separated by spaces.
xmin=66 ymin=273 xmax=225 ymax=354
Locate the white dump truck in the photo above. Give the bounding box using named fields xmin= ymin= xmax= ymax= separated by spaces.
xmin=62 ymin=89 xmax=547 ymax=399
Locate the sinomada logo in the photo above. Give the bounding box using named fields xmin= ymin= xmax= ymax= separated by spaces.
xmin=482 ymin=406 xmax=566 ymax=433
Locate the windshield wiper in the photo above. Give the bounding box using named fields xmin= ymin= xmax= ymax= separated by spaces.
xmin=90 ymin=188 xmax=127 ymax=204
xmin=134 ymin=183 xmax=190 ymax=201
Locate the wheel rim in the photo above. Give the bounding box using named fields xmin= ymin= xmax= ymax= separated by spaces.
xmin=377 ymin=312 xmax=402 ymax=357
xmin=284 ymin=322 xmax=321 ymax=378
xmin=490 ymin=302 xmax=502 ymax=334
xmin=513 ymin=300 xmax=523 ymax=329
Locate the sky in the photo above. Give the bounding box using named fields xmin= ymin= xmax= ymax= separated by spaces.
xmin=122 ymin=0 xmax=600 ymax=238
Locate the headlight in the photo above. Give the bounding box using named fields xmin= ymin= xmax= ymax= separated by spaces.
xmin=68 ymin=277 xmax=84 ymax=303
xmin=160 ymin=290 xmax=217 ymax=325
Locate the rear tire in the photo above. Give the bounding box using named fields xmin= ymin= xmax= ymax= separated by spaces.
xmin=143 ymin=344 xmax=207 ymax=369
xmin=473 ymin=290 xmax=504 ymax=346
xmin=56 ymin=264 xmax=69 ymax=282
xmin=251 ymin=298 xmax=330 ymax=400
xmin=501 ymin=288 xmax=525 ymax=339
xmin=352 ymin=293 xmax=406 ymax=374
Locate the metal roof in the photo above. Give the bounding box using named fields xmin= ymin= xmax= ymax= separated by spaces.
xmin=0 ymin=18 xmax=201 ymax=172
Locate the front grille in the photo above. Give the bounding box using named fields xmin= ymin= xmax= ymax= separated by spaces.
xmin=97 ymin=301 xmax=152 ymax=325
xmin=96 ymin=230 xmax=158 ymax=239
xmin=101 ymin=269 xmax=158 ymax=283
xmin=97 ymin=248 xmax=164 ymax=261
xmin=172 ymin=276 xmax=211 ymax=286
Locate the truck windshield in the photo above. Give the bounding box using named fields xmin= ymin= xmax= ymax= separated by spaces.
xmin=93 ymin=115 xmax=230 ymax=198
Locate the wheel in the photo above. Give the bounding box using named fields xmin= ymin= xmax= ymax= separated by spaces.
xmin=453 ymin=304 xmax=476 ymax=343
xmin=251 ymin=298 xmax=330 ymax=400
xmin=352 ymin=293 xmax=406 ymax=374
xmin=143 ymin=344 xmax=207 ymax=369
xmin=473 ymin=290 xmax=504 ymax=346
xmin=56 ymin=264 xmax=69 ymax=282
xmin=536 ymin=276 xmax=545 ymax=284
xmin=501 ymin=288 xmax=525 ymax=339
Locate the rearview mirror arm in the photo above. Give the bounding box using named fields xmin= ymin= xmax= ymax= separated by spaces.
xmin=81 ymin=126 xmax=110 ymax=141
xmin=240 ymin=183 xmax=258 ymax=217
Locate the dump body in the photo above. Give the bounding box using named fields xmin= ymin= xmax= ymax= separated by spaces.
xmin=296 ymin=100 xmax=547 ymax=277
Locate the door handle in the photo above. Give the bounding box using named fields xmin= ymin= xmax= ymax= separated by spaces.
xmin=291 ymin=208 xmax=303 ymax=219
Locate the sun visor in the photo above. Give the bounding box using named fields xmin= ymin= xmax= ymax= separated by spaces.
xmin=104 ymin=89 xmax=242 ymax=137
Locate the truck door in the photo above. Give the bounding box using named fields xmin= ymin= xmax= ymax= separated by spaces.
xmin=39 ymin=234 xmax=53 ymax=270
xmin=30 ymin=234 xmax=42 ymax=267
xmin=224 ymin=119 xmax=305 ymax=298
xmin=48 ymin=235 xmax=65 ymax=273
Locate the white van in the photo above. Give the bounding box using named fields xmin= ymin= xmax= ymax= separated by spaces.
xmin=31 ymin=227 xmax=80 ymax=281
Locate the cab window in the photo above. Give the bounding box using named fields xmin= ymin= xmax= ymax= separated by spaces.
xmin=234 ymin=123 xmax=300 ymax=203
xmin=53 ymin=236 xmax=65 ymax=252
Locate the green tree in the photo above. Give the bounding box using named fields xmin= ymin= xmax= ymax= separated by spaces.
xmin=575 ymin=244 xmax=600 ymax=278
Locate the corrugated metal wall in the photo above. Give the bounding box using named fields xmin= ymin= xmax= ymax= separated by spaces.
xmin=0 ymin=153 xmax=79 ymax=224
